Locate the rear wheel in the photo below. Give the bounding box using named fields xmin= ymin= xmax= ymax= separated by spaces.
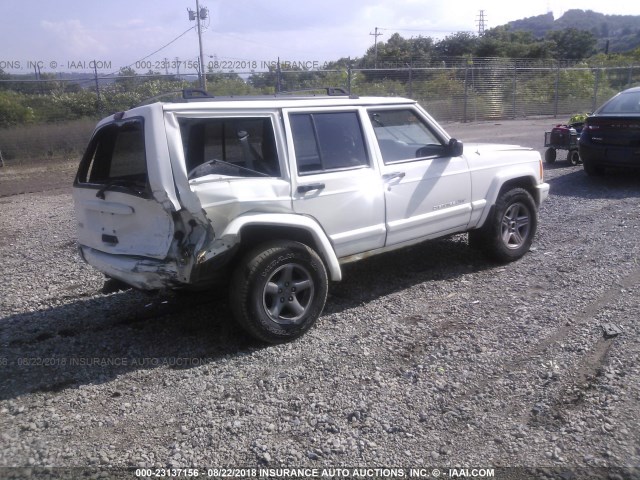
xmin=230 ymin=241 xmax=328 ymax=344
xmin=470 ymin=188 xmax=538 ymax=263
xmin=545 ymin=148 xmax=556 ymax=163
xmin=583 ymin=158 xmax=605 ymax=176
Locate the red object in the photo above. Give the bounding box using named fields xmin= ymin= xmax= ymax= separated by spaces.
xmin=550 ymin=124 xmax=571 ymax=145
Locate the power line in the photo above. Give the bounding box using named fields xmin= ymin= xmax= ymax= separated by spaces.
xmin=377 ymin=26 xmax=473 ymax=34
xmin=99 ymin=25 xmax=197 ymax=78
xmin=121 ymin=25 xmax=197 ymax=73
xmin=70 ymin=25 xmax=198 ymax=90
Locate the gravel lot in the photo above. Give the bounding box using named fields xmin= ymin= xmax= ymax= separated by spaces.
xmin=1 ymin=118 xmax=639 ymax=479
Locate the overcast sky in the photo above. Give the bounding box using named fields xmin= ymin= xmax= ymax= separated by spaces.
xmin=1 ymin=0 xmax=638 ymax=75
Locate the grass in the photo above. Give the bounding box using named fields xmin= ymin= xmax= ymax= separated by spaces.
xmin=0 ymin=118 xmax=96 ymax=167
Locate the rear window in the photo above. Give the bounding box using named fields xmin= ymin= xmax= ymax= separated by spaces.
xmin=598 ymin=91 xmax=640 ymax=114
xmin=75 ymin=118 xmax=149 ymax=194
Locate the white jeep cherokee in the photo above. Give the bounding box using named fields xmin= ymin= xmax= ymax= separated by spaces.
xmin=73 ymin=89 xmax=549 ymax=343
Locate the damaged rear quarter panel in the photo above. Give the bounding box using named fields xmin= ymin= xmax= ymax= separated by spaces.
xmin=189 ymin=176 xmax=293 ymax=236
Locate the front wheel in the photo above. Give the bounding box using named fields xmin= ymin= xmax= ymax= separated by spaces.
xmin=230 ymin=241 xmax=328 ymax=344
xmin=470 ymin=188 xmax=538 ymax=263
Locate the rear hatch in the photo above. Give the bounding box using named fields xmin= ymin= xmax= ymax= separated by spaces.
xmin=73 ymin=113 xmax=176 ymax=259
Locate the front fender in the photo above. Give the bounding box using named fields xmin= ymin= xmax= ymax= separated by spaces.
xmin=197 ymin=213 xmax=342 ymax=281
xmin=472 ymin=169 xmax=543 ymax=229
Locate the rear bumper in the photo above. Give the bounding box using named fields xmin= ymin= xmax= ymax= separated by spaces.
xmin=579 ymin=143 xmax=640 ymax=168
xmin=79 ymin=246 xmax=180 ymax=290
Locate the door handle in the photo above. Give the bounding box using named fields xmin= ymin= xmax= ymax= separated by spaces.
xmin=297 ymin=183 xmax=325 ymax=193
xmin=382 ymin=171 xmax=406 ymax=181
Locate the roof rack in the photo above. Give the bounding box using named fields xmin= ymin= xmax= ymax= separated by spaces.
xmin=138 ymin=87 xmax=359 ymax=106
xmin=137 ymin=90 xmax=187 ymax=106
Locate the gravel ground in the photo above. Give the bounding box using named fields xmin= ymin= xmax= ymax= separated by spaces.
xmin=1 ymin=119 xmax=639 ymax=480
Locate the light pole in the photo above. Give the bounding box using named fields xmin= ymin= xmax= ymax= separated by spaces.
xmin=188 ymin=0 xmax=208 ymax=90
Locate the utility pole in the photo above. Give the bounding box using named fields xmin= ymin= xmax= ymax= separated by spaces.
xmin=188 ymin=0 xmax=208 ymax=90
xmin=369 ymin=27 xmax=383 ymax=68
xmin=93 ymin=60 xmax=102 ymax=115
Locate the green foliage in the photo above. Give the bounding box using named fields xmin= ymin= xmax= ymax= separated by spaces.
xmin=477 ymin=26 xmax=555 ymax=59
xmin=362 ymin=33 xmax=435 ymax=67
xmin=547 ymin=28 xmax=597 ymax=60
xmin=0 ymin=91 xmax=35 ymax=127
xmin=435 ymin=32 xmax=477 ymax=57
xmin=569 ymin=113 xmax=588 ymax=123
xmin=206 ymin=74 xmax=258 ymax=95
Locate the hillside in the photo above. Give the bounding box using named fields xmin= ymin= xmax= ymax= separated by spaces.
xmin=507 ymin=9 xmax=640 ymax=53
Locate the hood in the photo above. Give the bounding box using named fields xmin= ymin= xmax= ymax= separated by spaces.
xmin=462 ymin=142 xmax=540 ymax=170
xmin=464 ymin=143 xmax=532 ymax=155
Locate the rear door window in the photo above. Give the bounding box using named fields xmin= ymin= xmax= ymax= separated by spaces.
xmin=289 ymin=111 xmax=369 ymax=175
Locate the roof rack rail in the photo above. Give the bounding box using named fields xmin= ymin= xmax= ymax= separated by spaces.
xmin=137 ymin=90 xmax=187 ymax=107
xmin=138 ymin=89 xmax=215 ymax=105
xmin=278 ymin=87 xmax=357 ymax=98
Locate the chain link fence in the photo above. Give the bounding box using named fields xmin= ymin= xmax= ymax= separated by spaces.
xmin=1 ymin=57 xmax=639 ymax=164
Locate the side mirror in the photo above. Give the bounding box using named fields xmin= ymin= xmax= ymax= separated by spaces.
xmin=448 ymin=138 xmax=463 ymax=157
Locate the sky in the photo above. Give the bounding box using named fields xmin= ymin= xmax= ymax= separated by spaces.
xmin=1 ymin=0 xmax=639 ymax=75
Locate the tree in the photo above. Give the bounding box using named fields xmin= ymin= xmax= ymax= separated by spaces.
xmin=206 ymin=73 xmax=257 ymax=96
xmin=435 ymin=32 xmax=478 ymax=57
xmin=546 ymin=28 xmax=597 ymax=60
xmin=115 ymin=67 xmax=138 ymax=91
xmin=362 ymin=33 xmax=435 ymax=67
xmin=476 ymin=26 xmax=555 ymax=59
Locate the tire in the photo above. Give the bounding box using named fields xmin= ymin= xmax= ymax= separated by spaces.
xmin=230 ymin=241 xmax=328 ymax=344
xmin=471 ymin=188 xmax=538 ymax=263
xmin=569 ymin=150 xmax=580 ymax=165
xmin=583 ymin=158 xmax=604 ymax=176
xmin=544 ymin=148 xmax=556 ymax=163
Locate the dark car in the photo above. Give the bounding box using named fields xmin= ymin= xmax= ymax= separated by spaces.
xmin=578 ymin=86 xmax=640 ymax=176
